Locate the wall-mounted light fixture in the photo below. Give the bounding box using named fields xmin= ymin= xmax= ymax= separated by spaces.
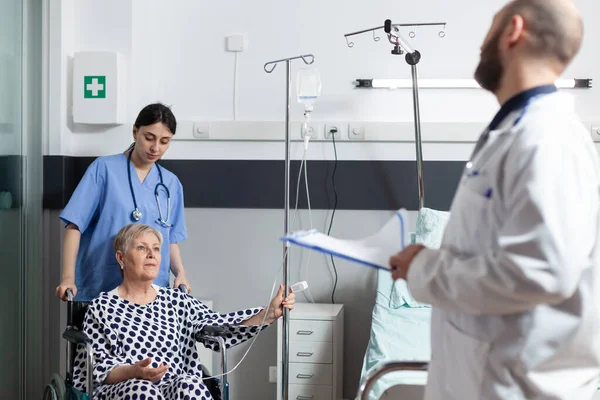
xmin=354 ymin=78 xmax=593 ymax=90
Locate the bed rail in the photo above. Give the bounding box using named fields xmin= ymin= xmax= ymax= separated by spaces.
xmin=356 ymin=361 xmax=429 ymax=400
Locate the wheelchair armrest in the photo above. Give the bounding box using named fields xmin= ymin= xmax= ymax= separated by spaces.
xmin=200 ymin=325 xmax=228 ymax=337
xmin=63 ymin=327 xmax=92 ymax=345
xmin=195 ymin=325 xmax=229 ymax=343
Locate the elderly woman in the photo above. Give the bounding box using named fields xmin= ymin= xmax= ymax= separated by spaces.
xmin=72 ymin=223 xmax=295 ymax=399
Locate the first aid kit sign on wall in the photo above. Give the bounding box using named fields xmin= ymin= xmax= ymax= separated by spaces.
xmin=73 ymin=52 xmax=127 ymax=124
xmin=84 ymin=76 xmax=106 ymax=99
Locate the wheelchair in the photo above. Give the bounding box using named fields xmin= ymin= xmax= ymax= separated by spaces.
xmin=43 ymin=287 xmax=230 ymax=400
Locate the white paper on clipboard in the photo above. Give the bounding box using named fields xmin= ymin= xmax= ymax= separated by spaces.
xmin=281 ymin=209 xmax=409 ymax=271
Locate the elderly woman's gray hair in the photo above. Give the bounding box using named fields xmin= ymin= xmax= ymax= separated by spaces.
xmin=113 ymin=223 xmax=163 ymax=254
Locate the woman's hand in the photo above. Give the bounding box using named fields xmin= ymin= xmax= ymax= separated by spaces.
xmin=174 ymin=272 xmax=191 ymax=294
xmin=240 ymin=285 xmax=296 ymax=326
xmin=266 ymin=284 xmax=296 ymax=324
xmin=132 ymin=358 xmax=169 ymax=383
xmin=55 ymin=279 xmax=77 ymax=301
xmin=104 ymin=358 xmax=168 ymax=385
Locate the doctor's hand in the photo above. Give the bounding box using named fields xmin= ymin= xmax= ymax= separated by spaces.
xmin=390 ymin=244 xmax=426 ymax=281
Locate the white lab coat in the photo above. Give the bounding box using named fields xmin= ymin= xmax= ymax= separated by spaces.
xmin=408 ymin=92 xmax=600 ymax=400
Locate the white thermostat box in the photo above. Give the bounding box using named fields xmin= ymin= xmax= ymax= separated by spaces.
xmin=72 ymin=51 xmax=127 ymax=124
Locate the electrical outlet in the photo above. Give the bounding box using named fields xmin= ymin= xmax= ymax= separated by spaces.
xmin=349 ymin=123 xmax=365 ymax=140
xmin=324 ymin=124 xmax=342 ymax=140
xmin=269 ymin=366 xmax=277 ymax=383
xmin=301 ymin=123 xmax=318 ymax=139
xmin=192 ymin=122 xmax=210 ymax=139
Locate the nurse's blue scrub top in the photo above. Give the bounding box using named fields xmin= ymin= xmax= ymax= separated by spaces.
xmin=59 ymin=153 xmax=188 ymax=301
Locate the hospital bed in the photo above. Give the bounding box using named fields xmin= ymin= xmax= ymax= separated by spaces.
xmin=358 ymin=208 xmax=449 ymax=400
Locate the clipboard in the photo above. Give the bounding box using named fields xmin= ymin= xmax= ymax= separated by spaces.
xmin=281 ymin=209 xmax=409 ymax=271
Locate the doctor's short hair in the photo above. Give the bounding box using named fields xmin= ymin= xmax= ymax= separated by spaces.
xmin=500 ymin=0 xmax=583 ymax=66
xmin=113 ymin=223 xmax=163 ymax=255
xmin=134 ymin=103 xmax=177 ymax=135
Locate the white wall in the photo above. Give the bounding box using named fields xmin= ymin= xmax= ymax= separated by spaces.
xmin=45 ymin=0 xmax=600 ymax=399
xmin=48 ymin=0 xmax=600 ymax=159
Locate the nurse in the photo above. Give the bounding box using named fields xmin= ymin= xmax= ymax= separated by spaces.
xmin=55 ymin=103 xmax=191 ymax=301
xmin=390 ymin=0 xmax=600 ymax=399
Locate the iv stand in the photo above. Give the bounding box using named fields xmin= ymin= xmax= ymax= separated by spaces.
xmin=264 ymin=53 xmax=315 ymax=400
xmin=384 ymin=19 xmax=425 ymax=209
xmin=352 ymin=19 xmax=436 ymax=399
xmin=345 ymin=19 xmax=432 ymax=209
xmin=382 ymin=19 xmax=425 ymax=209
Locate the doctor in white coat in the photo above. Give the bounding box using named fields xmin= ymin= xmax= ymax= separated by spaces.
xmin=390 ymin=0 xmax=600 ymax=399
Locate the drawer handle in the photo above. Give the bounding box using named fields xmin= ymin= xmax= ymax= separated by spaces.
xmin=296 ymin=373 xmax=314 ymax=379
xmin=296 ymin=352 xmax=314 ymax=357
xmin=297 ymin=396 xmax=314 ymax=400
xmin=297 ymin=330 xmax=314 ymax=335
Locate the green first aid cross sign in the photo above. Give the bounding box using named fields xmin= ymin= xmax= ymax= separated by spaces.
xmin=84 ymin=76 xmax=106 ymax=98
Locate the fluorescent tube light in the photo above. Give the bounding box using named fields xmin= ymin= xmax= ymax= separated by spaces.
xmin=355 ymin=78 xmax=592 ymax=89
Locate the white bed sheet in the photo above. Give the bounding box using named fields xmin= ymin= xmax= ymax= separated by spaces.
xmin=359 ymin=270 xmax=431 ymax=400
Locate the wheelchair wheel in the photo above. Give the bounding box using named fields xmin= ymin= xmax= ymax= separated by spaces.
xmin=43 ymin=373 xmax=66 ymax=400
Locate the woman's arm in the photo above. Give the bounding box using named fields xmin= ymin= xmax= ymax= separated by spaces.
xmin=104 ymin=359 xmax=168 ymax=385
xmin=55 ymin=223 xmax=81 ymax=300
xmin=103 ymin=365 xmax=135 ymax=384
xmin=190 ymin=285 xmax=295 ymax=351
xmin=241 ymin=309 xmax=272 ymax=326
xmin=170 ymin=243 xmax=191 ymax=291
xmin=241 ymin=284 xmax=294 ymax=326
xmin=73 ymin=301 xmax=127 ymax=391
xmin=56 ymin=158 xmax=106 ymax=300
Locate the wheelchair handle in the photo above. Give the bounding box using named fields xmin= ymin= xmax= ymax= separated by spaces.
xmin=178 ymin=284 xmax=188 ymax=294
xmin=66 ymin=289 xmax=74 ymax=328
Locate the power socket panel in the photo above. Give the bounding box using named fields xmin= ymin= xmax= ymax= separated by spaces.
xmin=269 ymin=366 xmax=277 ymax=383
xmin=301 ymin=123 xmax=318 ymax=139
xmin=324 ymin=123 xmax=343 ymax=140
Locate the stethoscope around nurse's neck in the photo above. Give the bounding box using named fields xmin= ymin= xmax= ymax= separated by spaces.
xmin=127 ymin=148 xmax=172 ymax=228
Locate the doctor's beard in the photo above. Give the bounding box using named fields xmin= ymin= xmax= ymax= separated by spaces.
xmin=474 ymin=30 xmax=504 ymax=93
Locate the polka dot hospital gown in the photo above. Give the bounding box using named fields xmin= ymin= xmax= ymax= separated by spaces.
xmin=73 ymin=287 xmax=269 ymax=399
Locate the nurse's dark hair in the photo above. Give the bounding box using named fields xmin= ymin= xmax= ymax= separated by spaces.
xmin=500 ymin=0 xmax=583 ymax=66
xmin=134 ymin=103 xmax=177 ymax=135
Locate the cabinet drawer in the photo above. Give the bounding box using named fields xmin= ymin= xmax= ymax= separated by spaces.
xmin=290 ymin=320 xmax=333 ymax=342
xmin=289 ymin=363 xmax=332 ymax=386
xmin=289 ymin=384 xmax=332 ymax=400
xmin=290 ymin=341 xmax=332 ymax=364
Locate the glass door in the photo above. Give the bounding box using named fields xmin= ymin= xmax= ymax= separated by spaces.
xmin=0 ymin=0 xmax=25 ymax=397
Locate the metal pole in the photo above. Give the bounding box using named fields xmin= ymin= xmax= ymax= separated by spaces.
xmin=281 ymin=58 xmax=291 ymax=400
xmin=410 ymin=64 xmax=425 ymax=209
xmin=218 ymin=337 xmax=229 ymax=400
xmin=264 ymin=53 xmax=314 ymax=400
xmin=356 ymin=361 xmax=429 ymax=400
xmin=86 ymin=343 xmax=94 ymax=395
xmin=66 ymin=290 xmax=73 ymax=382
